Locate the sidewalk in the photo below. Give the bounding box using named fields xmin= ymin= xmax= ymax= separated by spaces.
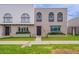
xmin=0 ymin=41 xmax=79 ymax=44
xmin=0 ymin=36 xmax=79 ymax=44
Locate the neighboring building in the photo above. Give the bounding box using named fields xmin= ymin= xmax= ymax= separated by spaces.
xmin=0 ymin=4 xmax=34 ymax=37
xmin=0 ymin=4 xmax=67 ymax=37
xmin=68 ymin=17 xmax=79 ymax=35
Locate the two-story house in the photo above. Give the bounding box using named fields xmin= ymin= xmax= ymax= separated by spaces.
xmin=34 ymin=8 xmax=67 ymax=37
xmin=0 ymin=4 xmax=67 ymax=37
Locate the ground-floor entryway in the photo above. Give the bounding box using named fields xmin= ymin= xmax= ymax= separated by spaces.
xmin=37 ymin=26 xmax=41 ymax=36
xmin=1 ymin=25 xmax=11 ymax=36
xmin=4 ymin=26 xmax=10 ymax=36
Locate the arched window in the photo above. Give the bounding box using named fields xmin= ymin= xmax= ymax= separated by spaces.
xmin=21 ymin=13 xmax=30 ymax=23
xmin=36 ymin=12 xmax=42 ymax=22
xmin=48 ymin=12 xmax=54 ymax=22
xmin=3 ymin=13 xmax=12 ymax=23
xmin=57 ymin=12 xmax=63 ymax=22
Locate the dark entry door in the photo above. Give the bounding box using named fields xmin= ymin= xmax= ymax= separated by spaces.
xmin=5 ymin=27 xmax=10 ymax=35
xmin=37 ymin=26 xmax=41 ymax=36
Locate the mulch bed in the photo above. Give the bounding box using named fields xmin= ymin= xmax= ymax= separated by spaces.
xmin=51 ymin=49 xmax=79 ymax=54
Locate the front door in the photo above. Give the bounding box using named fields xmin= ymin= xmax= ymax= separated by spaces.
xmin=5 ymin=27 xmax=10 ymax=36
xmin=37 ymin=26 xmax=41 ymax=36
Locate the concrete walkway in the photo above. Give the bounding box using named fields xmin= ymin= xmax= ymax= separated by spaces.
xmin=0 ymin=41 xmax=79 ymax=44
xmin=35 ymin=36 xmax=41 ymax=41
xmin=32 ymin=41 xmax=79 ymax=44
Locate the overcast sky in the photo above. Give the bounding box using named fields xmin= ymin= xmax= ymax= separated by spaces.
xmin=34 ymin=4 xmax=79 ymax=20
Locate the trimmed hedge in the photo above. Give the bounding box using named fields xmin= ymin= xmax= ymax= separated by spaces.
xmin=16 ymin=32 xmax=30 ymax=34
xmin=48 ymin=32 xmax=65 ymax=35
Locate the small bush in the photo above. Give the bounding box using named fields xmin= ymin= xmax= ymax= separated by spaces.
xmin=48 ymin=32 xmax=65 ymax=35
xmin=16 ymin=32 xmax=30 ymax=34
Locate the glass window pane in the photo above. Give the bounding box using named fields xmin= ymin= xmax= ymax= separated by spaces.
xmin=4 ymin=13 xmax=12 ymax=23
xmin=36 ymin=12 xmax=42 ymax=21
xmin=50 ymin=25 xmax=61 ymax=32
xmin=18 ymin=27 xmax=29 ymax=32
xmin=57 ymin=12 xmax=63 ymax=21
xmin=49 ymin=12 xmax=54 ymax=21
xmin=18 ymin=27 xmax=20 ymax=32
xmin=21 ymin=13 xmax=30 ymax=23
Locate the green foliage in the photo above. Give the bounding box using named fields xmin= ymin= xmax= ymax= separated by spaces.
xmin=16 ymin=32 xmax=30 ymax=34
xmin=0 ymin=37 xmax=35 ymax=41
xmin=48 ymin=32 xmax=65 ymax=35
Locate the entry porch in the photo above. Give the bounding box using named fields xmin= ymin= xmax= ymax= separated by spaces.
xmin=0 ymin=24 xmax=34 ymax=37
xmin=68 ymin=26 xmax=79 ymax=35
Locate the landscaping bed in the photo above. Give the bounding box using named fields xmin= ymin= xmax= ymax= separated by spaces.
xmin=0 ymin=37 xmax=35 ymax=41
xmin=47 ymin=32 xmax=66 ymax=37
xmin=16 ymin=32 xmax=31 ymax=37
xmin=0 ymin=44 xmax=79 ymax=54
xmin=48 ymin=32 xmax=65 ymax=35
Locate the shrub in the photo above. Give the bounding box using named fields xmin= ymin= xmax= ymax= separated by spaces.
xmin=48 ymin=32 xmax=65 ymax=35
xmin=16 ymin=32 xmax=30 ymax=34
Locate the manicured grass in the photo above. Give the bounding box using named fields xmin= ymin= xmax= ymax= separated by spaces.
xmin=0 ymin=37 xmax=35 ymax=41
xmin=0 ymin=36 xmax=79 ymax=41
xmin=0 ymin=44 xmax=79 ymax=54
xmin=42 ymin=36 xmax=79 ymax=41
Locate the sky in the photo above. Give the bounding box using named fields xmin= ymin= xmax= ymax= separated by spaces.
xmin=34 ymin=4 xmax=79 ymax=20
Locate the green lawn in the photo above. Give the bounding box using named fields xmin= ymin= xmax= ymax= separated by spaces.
xmin=42 ymin=36 xmax=79 ymax=41
xmin=0 ymin=44 xmax=79 ymax=54
xmin=0 ymin=37 xmax=35 ymax=41
xmin=0 ymin=36 xmax=79 ymax=41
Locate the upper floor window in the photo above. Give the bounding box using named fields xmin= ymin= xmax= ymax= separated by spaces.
xmin=36 ymin=12 xmax=42 ymax=22
xmin=3 ymin=13 xmax=12 ymax=23
xmin=48 ymin=12 xmax=54 ymax=22
xmin=57 ymin=12 xmax=63 ymax=22
xmin=21 ymin=13 xmax=30 ymax=23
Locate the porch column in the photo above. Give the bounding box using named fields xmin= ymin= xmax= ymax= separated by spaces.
xmin=72 ymin=27 xmax=75 ymax=36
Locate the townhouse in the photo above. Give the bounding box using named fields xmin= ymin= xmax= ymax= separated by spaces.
xmin=0 ymin=4 xmax=67 ymax=37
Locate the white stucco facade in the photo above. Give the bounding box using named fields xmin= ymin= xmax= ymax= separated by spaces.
xmin=0 ymin=4 xmax=34 ymax=24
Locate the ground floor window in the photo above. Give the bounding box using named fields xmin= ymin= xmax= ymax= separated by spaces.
xmin=50 ymin=25 xmax=61 ymax=32
xmin=18 ymin=27 xmax=29 ymax=32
